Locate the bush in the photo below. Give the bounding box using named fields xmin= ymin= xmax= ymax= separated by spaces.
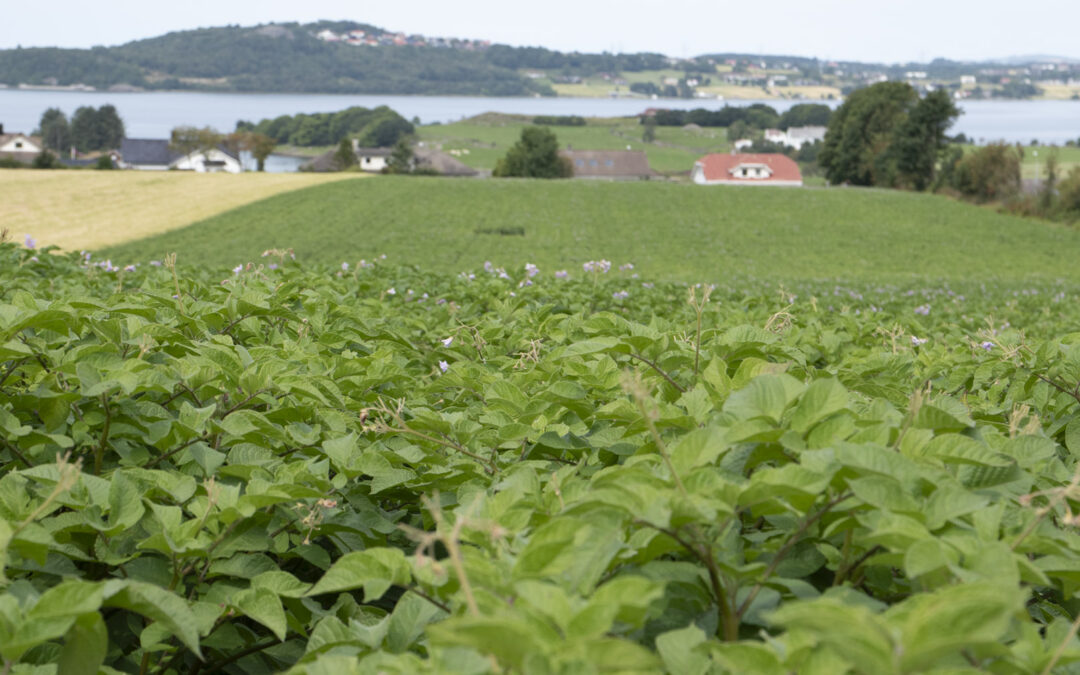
xmin=493 ymin=126 xmax=572 ymax=178
xmin=533 ymin=115 xmax=586 ymax=126
xmin=32 ymin=150 xmax=62 ymax=169
xmin=1058 ymin=166 xmax=1080 ymax=221
xmin=947 ymin=143 xmax=1022 ymax=203
xmin=95 ymin=155 xmax=115 ymax=170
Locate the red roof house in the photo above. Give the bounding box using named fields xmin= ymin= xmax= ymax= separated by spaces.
xmin=691 ymin=153 xmax=803 ymax=187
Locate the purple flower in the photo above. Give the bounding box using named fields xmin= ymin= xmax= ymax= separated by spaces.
xmin=642 ymin=282 xmax=654 ymax=289
xmin=341 ymin=262 xmax=349 ymax=271
xmin=914 ymin=304 xmax=931 ymax=316
xmin=232 ymin=264 xmax=243 ymax=275
xmin=149 ymin=260 xmax=162 ymax=267
xmin=584 ymin=260 xmax=612 ymax=274
xmin=483 ymin=261 xmax=494 ymax=273
xmin=268 ymin=263 xmax=278 ymax=270
xmin=29 ymin=256 xmax=39 ymax=262
xmin=525 ymin=263 xmax=539 ymax=277
xmin=24 ymin=235 xmax=36 ymax=250
xmin=911 ymin=336 xmax=928 ymax=347
xmin=442 ymin=337 xmax=453 ymax=347
xmin=438 ymin=360 xmax=449 ymax=373
xmin=386 ymin=287 xmax=396 ymax=295
xmin=612 ymin=290 xmax=629 ymax=300
xmin=124 ymin=265 xmax=136 ymax=272
xmin=619 ymin=263 xmax=634 ymax=271
xmin=555 ymin=270 xmax=569 ymax=279
xmin=980 ymin=341 xmax=994 ymax=351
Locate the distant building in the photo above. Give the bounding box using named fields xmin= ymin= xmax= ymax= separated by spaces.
xmin=691 ymin=153 xmax=803 ymax=186
xmin=733 ymin=138 xmax=753 ymax=151
xmin=354 ymin=144 xmax=393 ymax=172
xmin=961 ymin=75 xmax=977 ymax=85
xmin=412 ymin=147 xmax=479 ymax=176
xmin=0 ymin=128 xmax=43 ymax=162
xmin=561 ymin=150 xmax=655 ymax=180
xmin=762 ymin=126 xmax=826 ymax=150
xmin=116 ymin=138 xmax=242 ymax=173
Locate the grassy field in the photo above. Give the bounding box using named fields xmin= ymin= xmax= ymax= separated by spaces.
xmin=0 ymin=169 xmax=365 ymax=251
xmin=962 ymin=144 xmax=1080 ymax=180
xmin=100 ymin=176 xmax=1080 ymax=282
xmin=419 ymin=115 xmax=730 ymax=174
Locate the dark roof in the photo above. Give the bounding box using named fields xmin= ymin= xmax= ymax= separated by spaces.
xmin=120 ymin=138 xmax=180 ymax=166
xmin=413 ymin=148 xmax=478 ymax=176
xmin=355 ymin=147 xmax=393 ymax=157
xmin=301 ymin=149 xmax=340 ymax=172
xmin=560 ymin=150 xmax=654 ymax=178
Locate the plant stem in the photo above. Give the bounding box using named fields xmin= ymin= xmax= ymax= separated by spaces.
xmin=1041 ymin=609 xmax=1080 ymax=675
xmin=627 ymin=352 xmax=685 ymax=393
xmin=96 ymin=394 xmax=111 ymax=476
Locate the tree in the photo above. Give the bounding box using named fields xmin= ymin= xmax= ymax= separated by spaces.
xmin=70 ymin=105 xmax=125 ymax=153
xmin=170 ymin=126 xmax=223 ymax=158
xmin=819 ymin=82 xmax=919 ymax=186
xmin=778 ymin=103 xmax=832 ymax=130
xmin=1039 ymin=149 xmax=1059 ymax=213
xmin=493 ymin=126 xmax=572 ymax=178
xmin=727 ymin=120 xmax=750 ymax=143
xmin=947 ymin=143 xmax=1021 ymax=202
xmin=32 ymin=150 xmax=61 ymax=169
xmin=226 ymin=131 xmax=276 ymax=171
xmin=333 ymin=139 xmax=357 ymax=170
xmin=642 ymin=116 xmax=657 ymax=143
xmin=889 ymin=90 xmax=960 ymax=190
xmin=385 ymin=139 xmax=414 ymax=174
xmin=38 ymin=108 xmax=71 ymax=153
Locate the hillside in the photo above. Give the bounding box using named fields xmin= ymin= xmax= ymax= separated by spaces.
xmin=99 ymin=177 xmax=1080 ymax=282
xmin=2 ymin=21 xmax=1074 ymax=98
xmin=2 ymin=170 xmax=366 ymax=251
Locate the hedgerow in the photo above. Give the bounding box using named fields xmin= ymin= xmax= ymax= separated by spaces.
xmin=3 ymin=240 xmax=1080 ymax=673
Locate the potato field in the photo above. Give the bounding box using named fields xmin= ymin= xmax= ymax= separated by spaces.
xmin=4 ymin=237 xmax=1080 ymax=673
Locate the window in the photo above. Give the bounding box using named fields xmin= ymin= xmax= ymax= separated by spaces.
xmin=14 ymin=141 xmax=22 ymax=149
xmin=589 ymin=159 xmax=599 ymax=167
xmin=605 ymin=160 xmax=614 ymax=167
xmin=576 ymin=159 xmax=585 ymax=168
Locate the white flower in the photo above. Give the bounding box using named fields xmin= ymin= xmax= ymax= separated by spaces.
xmin=386 ymin=287 xmax=396 ymax=295
xmin=525 ymin=263 xmax=539 ymax=277
xmin=233 ymin=264 xmax=243 ymax=275
xmin=619 ymin=263 xmax=634 ymax=271
xmin=341 ymin=262 xmax=349 ymax=271
xmin=442 ymin=337 xmax=453 ymax=347
xmin=438 ymin=360 xmax=449 ymax=373
xmin=612 ymin=290 xmax=629 ymax=300
xmin=911 ymin=336 xmax=928 ymax=347
xmin=24 ymin=235 xmax=36 ymax=250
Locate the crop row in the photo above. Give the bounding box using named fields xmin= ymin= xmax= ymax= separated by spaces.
xmin=2 ymin=242 xmax=1080 ymax=673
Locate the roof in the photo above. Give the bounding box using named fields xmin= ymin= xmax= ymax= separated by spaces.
xmin=354 ymin=147 xmax=393 ymax=157
xmin=694 ymin=153 xmax=802 ymax=183
xmin=120 ymin=138 xmax=181 ymax=166
xmin=785 ymin=126 xmax=827 ymax=140
xmin=560 ymin=150 xmax=654 ymax=178
xmin=0 ymin=133 xmax=42 ymax=149
xmin=413 ymin=148 xmax=478 ymax=176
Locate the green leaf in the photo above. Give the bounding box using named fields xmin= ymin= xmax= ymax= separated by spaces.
xmin=723 ymin=374 xmax=804 ymax=423
xmin=306 ymin=548 xmax=410 ymax=600
xmin=790 ymin=378 xmax=849 ymax=433
xmin=769 ymin=600 xmax=894 ymax=674
xmin=102 ymin=580 xmax=201 ymax=657
xmin=232 ymin=587 xmax=287 ymax=641
xmin=656 ymin=624 xmax=709 ymax=675
xmin=58 ymin=612 xmax=108 ymax=675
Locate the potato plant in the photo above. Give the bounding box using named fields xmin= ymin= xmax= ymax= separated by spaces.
xmin=2 ymin=240 xmax=1080 ymax=674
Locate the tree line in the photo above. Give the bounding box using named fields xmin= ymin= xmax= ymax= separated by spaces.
xmin=646 ymin=103 xmax=832 ymax=131
xmin=236 ymin=106 xmax=414 ymax=148
xmin=37 ymin=105 xmax=125 ymax=154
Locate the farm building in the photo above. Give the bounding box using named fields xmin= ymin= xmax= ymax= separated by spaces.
xmin=763 ymin=126 xmax=827 ymax=150
xmin=691 ymin=153 xmax=803 ymax=187
xmin=561 ymin=150 xmax=655 ymax=180
xmin=0 ymin=127 xmax=43 ymax=163
xmin=116 ymin=139 xmax=243 ymax=173
xmin=353 ymin=143 xmax=393 ymax=172
xmin=412 ymin=148 xmax=479 ymax=176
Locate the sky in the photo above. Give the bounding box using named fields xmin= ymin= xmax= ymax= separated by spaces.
xmin=1 ymin=0 xmax=1077 ymax=64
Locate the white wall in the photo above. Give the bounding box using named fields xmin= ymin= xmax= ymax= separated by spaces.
xmin=172 ymin=148 xmax=243 ymax=173
xmin=358 ymin=155 xmax=388 ymax=172
xmin=0 ymin=135 xmax=41 ymax=153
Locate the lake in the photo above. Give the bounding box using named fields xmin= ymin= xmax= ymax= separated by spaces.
xmin=2 ymin=89 xmax=1078 ymax=145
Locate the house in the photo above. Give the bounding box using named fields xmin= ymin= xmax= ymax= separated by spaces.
xmin=116 ymin=138 xmax=243 ymax=173
xmin=762 ymin=126 xmax=826 ymax=150
xmin=782 ymin=126 xmax=827 ymax=150
xmin=560 ymin=150 xmax=655 ymax=180
xmin=0 ymin=126 xmax=44 ymax=163
xmin=353 ymin=144 xmax=393 ymax=172
xmin=733 ymin=138 xmax=753 ymax=151
xmin=691 ymin=153 xmax=802 ymax=186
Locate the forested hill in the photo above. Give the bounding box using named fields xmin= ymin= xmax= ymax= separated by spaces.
xmin=0 ymin=21 xmax=669 ymax=96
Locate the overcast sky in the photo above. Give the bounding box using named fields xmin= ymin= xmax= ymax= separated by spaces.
xmin=1 ymin=0 xmax=1077 ymax=64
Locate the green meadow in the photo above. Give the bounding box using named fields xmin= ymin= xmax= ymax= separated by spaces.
xmin=417 ymin=114 xmax=732 ymax=174
xmin=100 ymin=176 xmax=1080 ymax=282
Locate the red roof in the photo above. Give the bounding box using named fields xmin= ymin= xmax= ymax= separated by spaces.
xmin=694 ymin=153 xmax=802 ymax=184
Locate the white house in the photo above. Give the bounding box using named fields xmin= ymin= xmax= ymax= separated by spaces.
xmin=352 ymin=141 xmax=392 ymax=172
xmin=117 ymin=138 xmax=242 ymax=173
xmin=0 ymin=129 xmax=43 ymax=162
xmin=733 ymin=138 xmax=753 ymax=151
xmin=961 ymin=75 xmax=977 ymax=86
xmin=692 ymin=153 xmax=803 ymax=187
xmin=762 ymin=126 xmax=826 ymax=150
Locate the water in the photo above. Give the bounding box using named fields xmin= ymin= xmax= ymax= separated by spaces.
xmin=1 ymin=88 xmax=1077 ymax=147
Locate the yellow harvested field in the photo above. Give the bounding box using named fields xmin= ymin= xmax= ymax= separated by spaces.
xmin=0 ymin=169 xmax=365 ymax=251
